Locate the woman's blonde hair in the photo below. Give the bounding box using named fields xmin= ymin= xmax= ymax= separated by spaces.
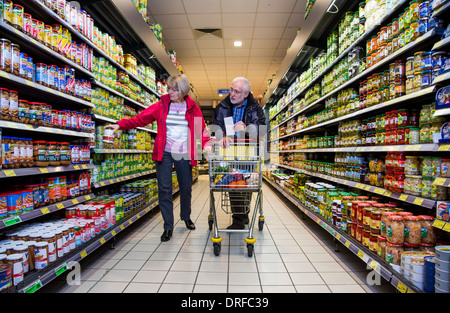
xmin=167 ymin=74 xmax=190 ymax=98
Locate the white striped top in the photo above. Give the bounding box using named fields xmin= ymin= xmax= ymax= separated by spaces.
xmin=165 ymin=101 xmax=188 ymax=154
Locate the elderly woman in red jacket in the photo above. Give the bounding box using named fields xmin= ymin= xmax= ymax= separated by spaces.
xmin=105 ymin=74 xmax=212 ymax=242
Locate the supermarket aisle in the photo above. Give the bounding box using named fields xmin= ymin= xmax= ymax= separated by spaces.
xmin=41 ymin=175 xmax=395 ymax=293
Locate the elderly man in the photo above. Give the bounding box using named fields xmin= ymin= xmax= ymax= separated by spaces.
xmin=212 ymin=77 xmax=266 ymax=229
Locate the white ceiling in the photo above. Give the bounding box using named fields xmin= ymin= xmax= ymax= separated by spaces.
xmin=147 ymin=0 xmax=309 ymax=105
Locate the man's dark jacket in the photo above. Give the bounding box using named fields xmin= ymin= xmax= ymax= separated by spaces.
xmin=212 ymin=92 xmax=266 ymax=140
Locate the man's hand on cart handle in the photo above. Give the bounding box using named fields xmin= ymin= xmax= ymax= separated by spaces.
xmin=219 ymin=136 xmax=234 ymax=148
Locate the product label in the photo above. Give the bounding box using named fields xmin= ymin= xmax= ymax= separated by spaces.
xmin=34 ymin=247 xmax=48 ymax=270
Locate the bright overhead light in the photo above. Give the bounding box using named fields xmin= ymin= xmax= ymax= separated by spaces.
xmin=234 ymin=41 xmax=242 ymax=47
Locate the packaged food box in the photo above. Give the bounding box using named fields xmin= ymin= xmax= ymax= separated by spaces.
xmin=436 ymin=201 xmax=450 ymax=222
xmin=435 ymin=86 xmax=450 ymax=110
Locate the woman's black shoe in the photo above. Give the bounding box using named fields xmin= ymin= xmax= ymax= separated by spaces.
xmin=184 ymin=219 xmax=196 ymax=230
xmin=161 ymin=230 xmax=173 ymax=242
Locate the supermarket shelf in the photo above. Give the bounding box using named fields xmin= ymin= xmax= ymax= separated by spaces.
xmin=272 ymin=163 xmax=436 ymax=210
xmin=433 ymin=107 xmax=450 ymax=117
xmin=269 ymin=28 xmax=438 ymax=122
xmin=269 ymin=86 xmax=437 ymax=142
xmin=263 ymin=175 xmax=421 ymax=293
xmin=0 ymin=120 xmax=92 ymax=138
xmin=0 ymin=163 xmax=94 ymax=179
xmin=0 ymin=70 xmax=94 ymax=109
xmin=92 ymin=169 xmax=156 ymax=188
xmin=92 ymin=148 xmax=153 ymax=154
xmin=0 ymin=193 xmax=95 ymax=230
xmin=432 ymin=35 xmax=450 ymax=51
xmin=433 ymin=71 xmax=450 ymax=85
xmin=0 ymin=20 xmax=93 ymax=79
xmin=24 ymin=0 xmax=161 ymax=98
xmin=18 ymin=185 xmax=182 ymax=293
xmin=266 ymin=0 xmax=410 ymax=114
xmin=431 ymin=0 xmax=450 ymax=18
xmin=91 ymin=79 xmax=149 ymax=110
xmin=271 ymin=143 xmax=441 ymax=153
xmin=92 ymin=114 xmax=157 ymax=134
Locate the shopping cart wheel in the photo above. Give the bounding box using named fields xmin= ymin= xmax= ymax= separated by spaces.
xmin=258 ymin=220 xmax=264 ymax=231
xmin=208 ymin=219 xmax=213 ymax=230
xmin=213 ymin=243 xmax=221 ymax=256
xmin=247 ymin=244 xmax=254 ymax=257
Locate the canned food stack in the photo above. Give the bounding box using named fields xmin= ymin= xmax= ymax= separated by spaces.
xmin=400 ymin=251 xmax=436 ymax=291
xmin=434 ymin=245 xmax=450 ymax=293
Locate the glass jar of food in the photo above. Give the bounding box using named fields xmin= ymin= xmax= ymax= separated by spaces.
xmin=0 ymin=39 xmax=12 ymax=73
xmin=18 ymin=99 xmax=30 ymax=124
xmin=395 ymin=79 xmax=406 ymax=97
xmin=33 ymin=141 xmax=49 ymax=167
xmin=420 ymin=123 xmax=431 ymax=143
xmin=406 ymin=75 xmax=414 ymax=94
xmin=386 ymin=242 xmax=404 ymax=265
xmin=9 ymin=90 xmax=18 ymax=122
xmin=10 ymin=43 xmax=20 ymax=76
xmin=58 ymin=142 xmax=71 ymax=166
xmin=420 ymin=70 xmax=432 ymax=88
xmin=381 ymin=211 xmax=397 ymax=237
xmin=420 ymin=104 xmax=431 ymax=124
xmin=431 ymin=181 xmax=447 ymax=201
xmin=410 ymin=175 xmax=423 ymax=196
xmin=404 ymin=175 xmax=413 ymax=194
xmin=441 ymin=159 xmax=450 ymax=178
xmin=406 ymin=56 xmax=415 ymax=76
xmin=0 ymin=87 xmax=10 ymax=120
xmin=414 ymin=51 xmax=426 ymax=73
xmin=387 ymin=215 xmax=405 ymax=245
xmin=418 ymin=215 xmax=436 ymax=244
xmin=404 ymin=215 xmax=422 ymax=245
xmin=409 ymin=127 xmax=420 ymax=144
xmin=422 ymin=156 xmax=432 ymax=177
xmin=394 ymin=152 xmax=406 ymax=171
xmin=431 ymin=157 xmax=441 ymax=177
xmin=405 ymin=156 xmax=420 ymax=175
xmin=378 ymin=235 xmax=387 ymax=259
xmin=48 ymin=142 xmax=60 ymax=166
xmin=395 ymin=59 xmax=406 ymax=79
xmin=421 ymin=177 xmax=432 ymax=198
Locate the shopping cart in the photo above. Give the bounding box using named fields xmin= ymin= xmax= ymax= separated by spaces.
xmin=208 ymin=139 xmax=264 ymax=257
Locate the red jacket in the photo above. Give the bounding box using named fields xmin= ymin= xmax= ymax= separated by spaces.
xmin=117 ymin=94 xmax=210 ymax=166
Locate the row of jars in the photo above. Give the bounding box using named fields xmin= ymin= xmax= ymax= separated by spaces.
xmin=0 ymin=171 xmax=91 ymax=220
xmin=301 ymin=182 xmax=436 ymax=264
xmin=365 ymin=0 xmax=439 ymax=70
xmin=0 ymin=87 xmax=93 ymax=132
xmin=0 ymin=37 xmax=93 ymax=100
xmin=2 ymin=1 xmax=94 ymax=71
xmin=2 ymin=138 xmax=90 ymax=169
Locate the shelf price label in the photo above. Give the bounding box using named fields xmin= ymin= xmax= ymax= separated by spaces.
xmin=24 ymin=280 xmax=43 ymax=293
xmin=413 ymin=198 xmax=424 ymax=206
xmin=3 ymin=170 xmax=16 ymax=177
xmin=438 ymin=144 xmax=450 ymax=151
xmin=396 ymin=281 xmax=408 ymax=293
xmin=434 ymin=178 xmax=447 ymax=186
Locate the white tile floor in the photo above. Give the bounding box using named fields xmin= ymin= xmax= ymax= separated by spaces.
xmin=40 ymin=175 xmax=396 ymax=293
